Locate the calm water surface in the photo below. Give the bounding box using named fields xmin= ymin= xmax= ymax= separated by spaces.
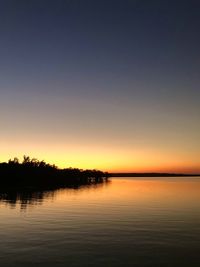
xmin=0 ymin=177 xmax=200 ymax=267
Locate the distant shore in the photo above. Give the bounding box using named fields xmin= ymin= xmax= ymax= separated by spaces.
xmin=109 ymin=173 xmax=200 ymax=177
xmin=1 ymin=156 xmax=199 ymax=190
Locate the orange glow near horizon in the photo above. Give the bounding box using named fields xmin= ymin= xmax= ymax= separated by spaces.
xmin=0 ymin=137 xmax=200 ymax=174
xmin=1 ymin=1 xmax=200 ymax=178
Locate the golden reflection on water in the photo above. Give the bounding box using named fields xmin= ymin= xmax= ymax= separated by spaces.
xmin=1 ymin=177 xmax=200 ymax=267
xmin=0 ymin=177 xmax=200 ymax=214
xmin=108 ymin=178 xmax=200 ymax=204
xmin=57 ymin=177 xmax=200 ymax=204
xmin=49 ymin=177 xmax=200 ymax=221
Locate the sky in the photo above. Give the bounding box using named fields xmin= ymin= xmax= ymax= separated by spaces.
xmin=0 ymin=0 xmax=200 ymax=173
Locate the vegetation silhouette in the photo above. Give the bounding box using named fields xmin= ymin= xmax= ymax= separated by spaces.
xmin=0 ymin=156 xmax=109 ymax=189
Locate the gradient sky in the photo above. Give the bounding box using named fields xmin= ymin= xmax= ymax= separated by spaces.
xmin=0 ymin=0 xmax=200 ymax=172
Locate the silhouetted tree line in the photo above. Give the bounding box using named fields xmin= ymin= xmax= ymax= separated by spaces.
xmin=0 ymin=156 xmax=109 ymax=188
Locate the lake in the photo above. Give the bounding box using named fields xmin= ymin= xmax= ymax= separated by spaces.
xmin=0 ymin=177 xmax=200 ymax=267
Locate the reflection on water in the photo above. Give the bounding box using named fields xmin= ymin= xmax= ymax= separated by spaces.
xmin=0 ymin=179 xmax=110 ymax=210
xmin=0 ymin=177 xmax=200 ymax=267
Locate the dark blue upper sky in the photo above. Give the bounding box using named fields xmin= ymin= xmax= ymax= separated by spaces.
xmin=0 ymin=0 xmax=200 ymax=171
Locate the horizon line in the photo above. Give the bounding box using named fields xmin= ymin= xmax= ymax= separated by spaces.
xmin=109 ymin=172 xmax=200 ymax=176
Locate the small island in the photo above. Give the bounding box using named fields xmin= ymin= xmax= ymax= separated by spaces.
xmin=0 ymin=156 xmax=109 ymax=189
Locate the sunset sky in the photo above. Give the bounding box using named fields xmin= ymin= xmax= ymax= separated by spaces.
xmin=0 ymin=0 xmax=200 ymax=173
